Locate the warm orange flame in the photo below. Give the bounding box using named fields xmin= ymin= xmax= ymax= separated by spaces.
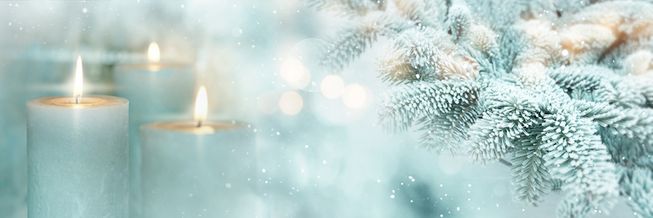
xmin=73 ymin=56 xmax=84 ymax=102
xmin=194 ymin=86 xmax=208 ymax=127
xmin=147 ymin=42 xmax=161 ymax=63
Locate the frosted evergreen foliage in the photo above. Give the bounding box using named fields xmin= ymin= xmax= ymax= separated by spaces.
xmin=316 ymin=0 xmax=653 ymax=217
xmin=620 ymin=168 xmax=653 ymax=218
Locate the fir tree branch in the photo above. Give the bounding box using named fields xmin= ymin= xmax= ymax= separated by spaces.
xmin=619 ymin=168 xmax=653 ymax=218
xmin=308 ymin=0 xmax=386 ymax=15
xmin=379 ymin=27 xmax=455 ymax=84
xmin=512 ymin=139 xmax=551 ymax=205
xmin=574 ymin=100 xmax=653 ymax=151
xmin=548 ymin=65 xmax=618 ymax=103
xmin=380 ymin=80 xmax=479 ymax=131
xmin=417 ymin=105 xmax=479 ymax=153
xmin=469 ymin=82 xmax=542 ymax=162
xmin=540 ymin=109 xmax=619 ymax=218
xmin=317 ymin=1 xmax=653 ymax=217
xmin=393 ymin=0 xmax=446 ymax=27
xmin=320 ymin=13 xmax=412 ymax=71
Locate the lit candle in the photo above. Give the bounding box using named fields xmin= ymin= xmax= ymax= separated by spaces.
xmin=114 ymin=41 xmax=195 ymax=125
xmin=140 ymin=86 xmax=257 ymax=218
xmin=113 ymin=42 xmax=195 ymax=216
xmin=114 ymin=42 xmax=195 ymax=110
xmin=27 ymin=56 xmax=129 ymax=218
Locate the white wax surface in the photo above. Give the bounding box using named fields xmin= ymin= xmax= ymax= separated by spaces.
xmin=113 ymin=63 xmax=194 ymax=217
xmin=140 ymin=121 xmax=258 ymax=218
xmin=27 ymin=96 xmax=129 ymax=218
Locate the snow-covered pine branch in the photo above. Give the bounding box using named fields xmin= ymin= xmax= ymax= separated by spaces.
xmin=315 ymin=0 xmax=653 ymax=217
xmin=308 ymin=0 xmax=387 ymax=16
xmin=620 ymin=168 xmax=653 ymax=218
xmin=320 ymin=13 xmax=412 ymax=71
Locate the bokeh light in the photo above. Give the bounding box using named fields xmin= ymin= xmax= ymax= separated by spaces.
xmin=278 ymin=91 xmax=303 ymax=116
xmin=320 ymin=75 xmax=344 ymax=99
xmin=279 ymin=57 xmax=310 ymax=89
xmin=342 ymin=83 xmax=368 ymax=109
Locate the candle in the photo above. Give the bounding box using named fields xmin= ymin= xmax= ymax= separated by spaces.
xmin=113 ymin=42 xmax=195 ymax=216
xmin=140 ymin=86 xmax=258 ymax=218
xmin=27 ymin=56 xmax=129 ymax=218
xmin=114 ymin=42 xmax=195 ymax=117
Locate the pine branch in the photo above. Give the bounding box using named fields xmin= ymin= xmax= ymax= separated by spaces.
xmin=446 ymin=2 xmax=472 ymax=42
xmin=308 ymin=0 xmax=386 ymax=16
xmin=556 ymin=196 xmax=597 ymax=218
xmin=469 ymin=82 xmax=542 ymax=162
xmin=540 ymin=110 xmax=619 ymax=218
xmin=548 ymin=65 xmax=618 ymax=103
xmin=564 ymin=1 xmax=653 ymax=64
xmin=379 ymin=80 xmax=479 ymax=131
xmin=619 ymin=168 xmax=653 ymax=218
xmin=417 ymin=105 xmax=479 ymax=152
xmin=612 ymin=80 xmax=648 ymax=108
xmin=492 ymin=27 xmax=526 ymax=76
xmin=574 ymin=100 xmax=653 ymax=152
xmin=317 ymin=1 xmax=653 ymax=217
xmin=464 ymin=0 xmax=528 ymax=29
xmin=465 ymin=24 xmax=499 ymax=54
xmin=643 ymin=83 xmax=653 ymax=107
xmin=468 ymin=112 xmax=517 ymax=161
xmin=379 ymin=52 xmax=419 ymax=84
xmin=320 ymin=13 xmax=411 ymax=71
xmin=393 ymin=0 xmax=446 ymax=27
xmin=379 ymin=27 xmax=455 ymax=84
xmin=512 ymin=135 xmax=551 ymax=205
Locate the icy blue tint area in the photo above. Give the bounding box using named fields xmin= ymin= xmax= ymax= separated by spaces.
xmin=0 ymin=1 xmax=643 ymax=218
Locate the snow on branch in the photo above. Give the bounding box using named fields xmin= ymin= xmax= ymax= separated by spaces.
xmin=315 ymin=0 xmax=653 ymax=217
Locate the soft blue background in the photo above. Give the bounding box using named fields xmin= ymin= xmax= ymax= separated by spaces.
xmin=0 ymin=1 xmax=635 ymax=217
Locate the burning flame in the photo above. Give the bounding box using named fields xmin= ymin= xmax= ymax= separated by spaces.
xmin=73 ymin=56 xmax=84 ymax=103
xmin=147 ymin=42 xmax=161 ymax=63
xmin=194 ymin=86 xmax=208 ymax=127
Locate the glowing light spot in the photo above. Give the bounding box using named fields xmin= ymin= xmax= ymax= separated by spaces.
xmin=279 ymin=57 xmax=310 ymax=89
xmin=278 ymin=91 xmax=304 ymax=115
xmin=320 ymin=75 xmax=345 ymax=99
xmin=147 ymin=42 xmax=161 ymax=63
xmin=342 ymin=84 xmax=368 ymax=109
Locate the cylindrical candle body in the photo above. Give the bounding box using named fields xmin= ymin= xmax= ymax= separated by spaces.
xmin=140 ymin=122 xmax=258 ymax=218
xmin=27 ymin=96 xmax=129 ymax=218
xmin=113 ymin=64 xmax=194 ymax=217
xmin=2 ymin=55 xmax=111 ymax=218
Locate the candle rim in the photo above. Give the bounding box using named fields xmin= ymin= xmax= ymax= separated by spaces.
xmin=29 ymin=95 xmax=128 ymax=108
xmin=114 ymin=62 xmax=192 ymax=71
xmin=142 ymin=120 xmax=246 ymax=135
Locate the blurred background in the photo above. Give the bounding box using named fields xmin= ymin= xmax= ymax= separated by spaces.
xmin=0 ymin=1 xmax=636 ymax=218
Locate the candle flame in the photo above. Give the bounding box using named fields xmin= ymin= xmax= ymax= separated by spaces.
xmin=194 ymin=86 xmax=208 ymax=127
xmin=73 ymin=56 xmax=84 ymax=103
xmin=147 ymin=42 xmax=161 ymax=63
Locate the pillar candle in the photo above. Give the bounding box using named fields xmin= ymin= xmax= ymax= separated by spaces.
xmin=27 ymin=56 xmax=129 ymax=218
xmin=140 ymin=86 xmax=258 ymax=218
xmin=113 ymin=42 xmax=194 ymax=120
xmin=113 ymin=42 xmax=194 ymax=217
xmin=27 ymin=96 xmax=129 ymax=218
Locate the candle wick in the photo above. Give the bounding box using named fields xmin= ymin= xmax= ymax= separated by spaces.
xmin=196 ymin=120 xmax=203 ymax=128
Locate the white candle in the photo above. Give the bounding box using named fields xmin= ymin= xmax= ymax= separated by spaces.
xmin=114 ymin=42 xmax=195 ymax=117
xmin=140 ymin=86 xmax=257 ymax=218
xmin=113 ymin=42 xmax=195 ymax=217
xmin=27 ymin=56 xmax=129 ymax=218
